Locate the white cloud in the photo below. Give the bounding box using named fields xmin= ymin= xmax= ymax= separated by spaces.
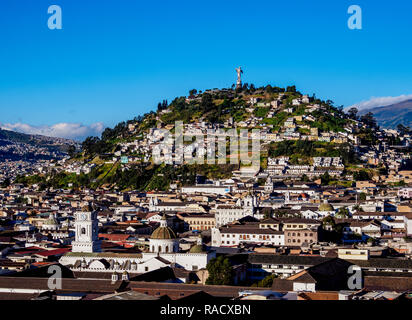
xmin=346 ymin=94 xmax=412 ymax=112
xmin=0 ymin=122 xmax=105 ymax=141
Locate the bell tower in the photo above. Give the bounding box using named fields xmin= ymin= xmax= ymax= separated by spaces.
xmin=71 ymin=204 xmax=101 ymax=253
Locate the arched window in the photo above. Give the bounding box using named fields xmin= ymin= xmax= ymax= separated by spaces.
xmin=158 ymin=246 xmax=161 ymax=252
xmin=81 ymin=228 xmax=86 ymax=235
xmin=165 ymin=246 xmax=169 ymax=253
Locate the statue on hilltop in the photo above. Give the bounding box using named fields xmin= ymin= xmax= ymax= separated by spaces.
xmin=235 ymin=66 xmax=243 ymax=89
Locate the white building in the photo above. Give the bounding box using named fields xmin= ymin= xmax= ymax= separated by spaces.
xmin=181 ymin=185 xmax=231 ymax=195
xmin=214 ymin=196 xmax=259 ymax=227
xmin=211 ymin=225 xmax=284 ymax=247
xmin=59 ymin=209 xmax=215 ymax=275
xmin=398 ymin=188 xmax=412 ymax=199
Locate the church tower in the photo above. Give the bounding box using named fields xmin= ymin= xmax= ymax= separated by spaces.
xmin=71 ymin=204 xmax=101 ymax=253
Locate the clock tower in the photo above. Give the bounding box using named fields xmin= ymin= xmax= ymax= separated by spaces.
xmin=71 ymin=204 xmax=101 ymax=253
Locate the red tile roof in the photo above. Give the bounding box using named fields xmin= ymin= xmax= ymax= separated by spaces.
xmin=99 ymin=234 xmax=133 ymax=241
xmin=34 ymin=248 xmax=70 ymax=257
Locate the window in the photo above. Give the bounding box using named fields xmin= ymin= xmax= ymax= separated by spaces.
xmin=81 ymin=228 xmax=86 ymax=235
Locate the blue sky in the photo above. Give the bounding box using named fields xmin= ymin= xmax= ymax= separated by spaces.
xmin=0 ymin=0 xmax=412 ymax=140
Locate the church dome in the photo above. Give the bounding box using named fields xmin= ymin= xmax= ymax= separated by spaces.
xmin=45 ymin=213 xmax=59 ymax=226
xmin=151 ymin=226 xmax=177 ymax=240
xmin=189 ymin=235 xmax=205 ymax=253
xmin=151 ymin=215 xmax=176 ymax=240
xmin=189 ymin=244 xmax=206 ymax=253
xmin=319 ymin=201 xmax=334 ymax=212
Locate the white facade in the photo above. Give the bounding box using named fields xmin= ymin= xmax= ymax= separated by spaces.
xmin=181 ymin=185 xmax=231 ymax=195
xmin=398 ymin=188 xmax=412 ymax=199
xmin=404 ymin=215 xmax=412 ymax=236
xmin=59 ymin=209 xmax=215 ymax=274
xmin=211 ymin=227 xmax=284 ymax=247
xmin=293 ymin=282 xmax=316 ymax=292
xmin=214 ymin=196 xmax=258 ymax=227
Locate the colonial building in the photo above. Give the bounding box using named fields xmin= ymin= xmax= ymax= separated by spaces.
xmin=213 ymin=196 xmax=259 ymax=227
xmin=211 ymin=223 xmax=284 ymax=247
xmin=59 ymin=207 xmax=216 ymax=276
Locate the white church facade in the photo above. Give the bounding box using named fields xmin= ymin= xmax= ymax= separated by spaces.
xmin=59 ymin=207 xmax=215 ymax=276
xmin=213 ymin=195 xmax=260 ymax=227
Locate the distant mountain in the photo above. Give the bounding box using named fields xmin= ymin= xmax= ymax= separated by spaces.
xmin=359 ymin=99 xmax=412 ymax=129
xmin=0 ymin=128 xmax=78 ymax=162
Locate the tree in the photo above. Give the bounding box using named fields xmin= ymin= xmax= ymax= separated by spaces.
xmin=360 ymin=112 xmax=377 ymax=129
xmin=0 ymin=178 xmax=10 ymax=188
xmin=321 ymin=172 xmax=331 ymax=185
xmin=347 ymin=107 xmax=358 ymax=120
xmin=189 ymin=89 xmax=197 ymax=96
xmin=157 ymin=100 xmax=168 ymax=112
xmin=206 ymin=256 xmax=233 ymax=285
xmin=354 ymin=170 xmax=370 ymax=181
xmin=200 ymin=93 xmax=214 ymax=113
xmin=359 ymin=192 xmax=367 ymax=201
xmin=336 ymin=207 xmax=350 ymax=218
xmin=67 ymin=145 xmax=76 ymax=158
xmin=322 ymin=216 xmax=336 ymax=228
xmin=397 ymin=124 xmax=410 ymax=136
xmin=261 ymin=207 xmax=273 ymax=219
xmin=252 ymin=274 xmax=277 ymax=287
xmin=286 ymin=85 xmax=296 ymax=93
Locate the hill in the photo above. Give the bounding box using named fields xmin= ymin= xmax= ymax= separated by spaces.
xmin=0 ymin=128 xmax=78 ymax=162
xmin=16 ymin=84 xmax=373 ymax=191
xmin=359 ymin=99 xmax=412 ymax=129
